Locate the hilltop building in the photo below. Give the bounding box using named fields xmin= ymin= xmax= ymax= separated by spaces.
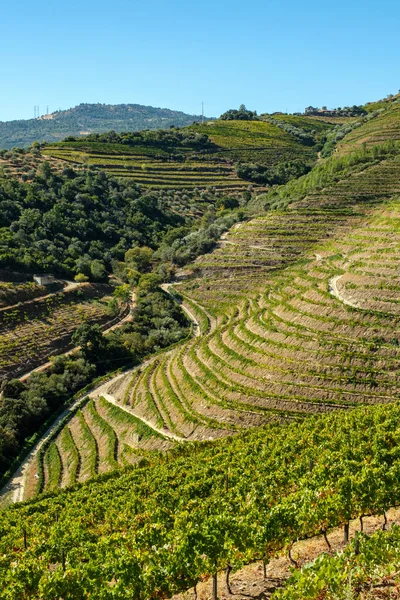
xmin=304 ymin=105 xmax=367 ymax=117
xmin=33 ymin=274 xmax=55 ymax=286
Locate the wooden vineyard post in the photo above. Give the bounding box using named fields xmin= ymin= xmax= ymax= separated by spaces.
xmin=226 ymin=563 xmax=232 ymax=594
xmin=355 ymin=537 xmax=360 ymax=555
xmin=262 ymin=558 xmax=267 ymax=580
xmin=288 ymin=546 xmax=298 ymax=568
xmin=322 ymin=530 xmax=331 ymax=551
xmin=213 ymin=572 xmax=218 ymax=600
xmin=344 ymin=522 xmax=349 ymax=545
xmin=23 ymin=528 xmax=27 ymax=550
xmin=61 ymin=549 xmax=66 ymax=572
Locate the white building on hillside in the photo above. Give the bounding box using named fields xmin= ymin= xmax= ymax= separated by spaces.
xmin=33 ymin=274 xmax=55 ymax=286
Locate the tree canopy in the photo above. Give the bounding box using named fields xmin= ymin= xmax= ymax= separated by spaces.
xmin=219 ymin=105 xmax=258 ymax=121
xmin=0 ymin=165 xmax=184 ymax=278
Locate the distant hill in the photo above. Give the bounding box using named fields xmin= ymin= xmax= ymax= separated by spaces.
xmin=0 ymin=103 xmax=211 ymax=149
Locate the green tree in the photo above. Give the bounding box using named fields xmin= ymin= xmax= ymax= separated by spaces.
xmin=74 ymin=272 xmax=89 ymax=283
xmin=90 ymin=259 xmax=107 ymax=281
xmin=113 ymin=284 xmax=131 ymax=303
xmin=125 ymin=246 xmax=153 ymax=273
xmin=72 ymin=323 xmax=105 ymax=360
xmin=38 ymin=161 xmax=52 ymax=180
xmin=1 ymin=379 xmax=26 ymax=399
xmin=137 ymin=273 xmax=163 ymax=294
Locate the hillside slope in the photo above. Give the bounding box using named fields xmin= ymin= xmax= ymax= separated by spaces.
xmin=40 ymin=116 xmax=332 ymax=189
xmin=0 ymin=103 xmax=208 ymax=149
xmin=3 ymin=96 xmax=400 ymax=598
xmin=29 ymin=138 xmax=400 ymax=496
xmin=337 ymin=95 xmax=400 ymax=153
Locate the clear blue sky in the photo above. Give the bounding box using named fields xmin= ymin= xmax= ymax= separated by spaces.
xmin=1 ymin=0 xmax=399 ymax=121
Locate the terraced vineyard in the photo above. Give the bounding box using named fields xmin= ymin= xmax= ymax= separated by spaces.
xmin=31 ymin=148 xmax=400 ymax=497
xmin=0 ymin=150 xmax=71 ymax=182
xmin=337 ymin=97 xmax=400 ymax=153
xmin=41 ymin=119 xmax=331 ymax=190
xmin=0 ymin=279 xmax=51 ymax=307
xmin=3 ymin=97 xmax=400 ymax=600
xmin=188 ymin=119 xmax=329 ymax=164
xmin=0 ymin=284 xmax=116 ymax=379
xmin=25 ymin=396 xmax=170 ymax=500
xmin=42 ymin=145 xmax=248 ymax=190
xmin=4 ymin=400 xmax=400 ymax=598
xmin=4 ymin=92 xmax=400 ymax=600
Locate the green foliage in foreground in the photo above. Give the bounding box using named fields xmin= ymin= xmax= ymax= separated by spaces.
xmin=276 ymin=526 xmax=400 ymax=599
xmin=1 ymin=402 xmax=400 ymax=598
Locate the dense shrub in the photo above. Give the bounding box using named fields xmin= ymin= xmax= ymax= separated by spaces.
xmin=219 ymin=105 xmax=258 ymax=121
xmin=236 ymin=160 xmax=311 ymax=185
xmin=83 ymin=128 xmax=213 ymax=149
xmin=0 ymin=167 xmax=185 ymax=277
xmin=157 ymin=212 xmax=242 ymax=266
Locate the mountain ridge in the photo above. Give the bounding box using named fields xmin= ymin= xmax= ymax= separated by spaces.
xmin=0 ymin=102 xmax=212 ymax=149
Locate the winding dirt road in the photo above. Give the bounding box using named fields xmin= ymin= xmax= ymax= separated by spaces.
xmin=0 ymin=286 xmax=197 ymax=505
xmin=0 ymin=390 xmax=94 ymax=504
xmin=0 ymin=280 xmax=80 ymax=314
xmin=161 ymin=283 xmax=201 ymax=336
xmin=91 ymin=391 xmax=186 ymax=442
xmin=18 ymin=291 xmax=136 ymax=382
xmin=0 ymin=292 xmax=137 ymax=504
xmin=329 ymin=274 xmax=360 ymax=309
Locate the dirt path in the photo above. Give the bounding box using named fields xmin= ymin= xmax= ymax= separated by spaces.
xmin=90 ymin=391 xmax=187 ymax=443
xmin=161 ymin=284 xmax=201 ymax=336
xmin=0 ymin=389 xmax=92 ymax=504
xmin=0 ymin=342 xmax=184 ymax=505
xmin=0 ymin=280 xmax=81 ymax=314
xmin=0 ymin=365 xmax=140 ymax=504
xmin=329 ymin=274 xmax=360 ymax=308
xmin=1 ymin=283 xmax=203 ymax=504
xmin=0 ymin=293 xmax=137 ymax=503
xmin=18 ymin=291 xmax=136 ymax=382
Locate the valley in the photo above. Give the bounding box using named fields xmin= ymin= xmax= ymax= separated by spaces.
xmin=28 ymin=146 xmax=400 ymax=500
xmin=1 ymin=94 xmax=400 ymax=598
